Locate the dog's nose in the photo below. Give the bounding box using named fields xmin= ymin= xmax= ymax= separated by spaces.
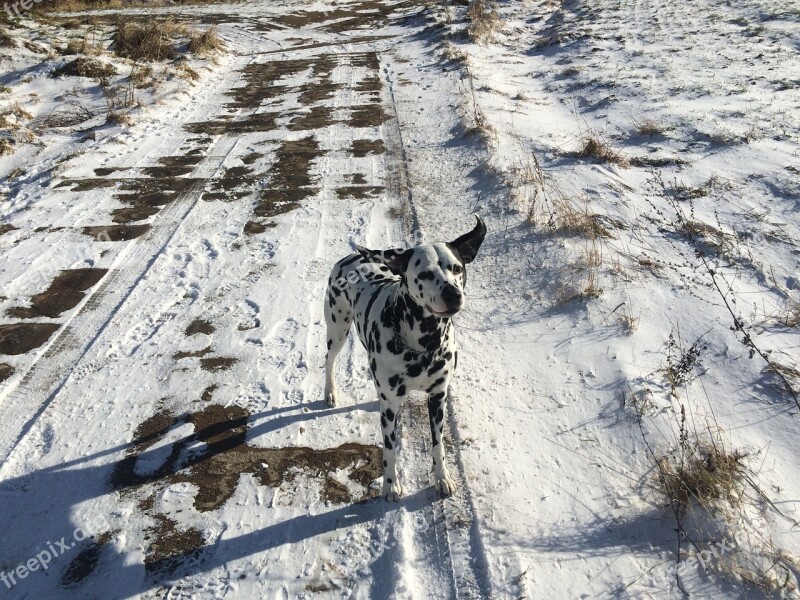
xmin=442 ymin=285 xmax=462 ymax=308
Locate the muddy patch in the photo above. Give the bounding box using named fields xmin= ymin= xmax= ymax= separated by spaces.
xmin=7 ymin=268 xmax=107 ymax=319
xmin=288 ymin=105 xmax=338 ymax=131
xmin=144 ymin=514 xmax=205 ymax=575
xmin=61 ymin=532 xmax=114 ymax=587
xmin=349 ymin=104 xmax=389 ymax=128
xmin=174 ymin=346 xmax=211 ymax=360
xmin=203 ymin=165 xmax=255 ymax=202
xmin=250 ymin=136 xmax=324 ymax=229
xmin=335 ymin=186 xmax=384 ymax=200
xmin=200 ymin=356 xmax=238 ymax=372
xmin=82 ymin=224 xmax=150 ymax=241
xmin=351 ymin=138 xmax=385 ymax=157
xmin=141 ymin=155 xmax=204 ymax=178
xmin=186 ymin=319 xmax=215 ymax=336
xmin=0 ymin=363 xmax=14 ymax=383
xmin=244 ymin=220 xmax=273 ymax=235
xmin=112 ymin=404 xmax=382 ymax=514
xmin=0 ymin=323 xmax=60 ymax=355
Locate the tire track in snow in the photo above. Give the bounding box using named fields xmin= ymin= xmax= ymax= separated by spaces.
xmin=381 ymin=57 xmax=491 ymax=600
xmin=0 ymin=58 xmax=260 ymax=469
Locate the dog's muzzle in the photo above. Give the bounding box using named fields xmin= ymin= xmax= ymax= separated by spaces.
xmin=438 ymin=285 xmax=463 ymax=316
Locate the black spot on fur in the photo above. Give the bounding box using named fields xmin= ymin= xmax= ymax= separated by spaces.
xmin=327 ymin=339 xmax=332 ymax=350
xmin=385 ymin=408 xmax=395 ymax=421
xmin=384 ymin=435 xmax=393 ymax=450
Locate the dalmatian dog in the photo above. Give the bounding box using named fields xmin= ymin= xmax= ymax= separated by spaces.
xmin=324 ymin=215 xmax=487 ymax=501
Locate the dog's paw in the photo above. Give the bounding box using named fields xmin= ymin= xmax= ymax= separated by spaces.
xmin=325 ymin=388 xmax=337 ymax=407
xmin=435 ymin=472 xmax=457 ymax=497
xmin=382 ymin=479 xmax=403 ymax=502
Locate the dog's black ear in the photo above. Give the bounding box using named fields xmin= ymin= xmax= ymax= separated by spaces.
xmin=356 ymin=246 xmax=412 ymax=275
xmin=450 ymin=215 xmax=487 ymax=264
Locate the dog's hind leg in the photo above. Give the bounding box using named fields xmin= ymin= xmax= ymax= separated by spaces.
xmin=377 ymin=388 xmax=403 ymax=502
xmin=427 ymin=382 xmax=457 ymax=497
xmin=324 ymin=287 xmax=352 ymax=407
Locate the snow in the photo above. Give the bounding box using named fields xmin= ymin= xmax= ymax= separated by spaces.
xmin=1 ymin=0 xmax=799 ymax=598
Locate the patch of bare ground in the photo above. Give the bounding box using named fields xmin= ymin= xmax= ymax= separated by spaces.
xmin=7 ymin=268 xmax=107 ymax=319
xmin=112 ymin=404 xmax=382 ymax=517
xmin=185 ymin=319 xmax=215 ymax=336
xmin=82 ymin=224 xmax=151 ymax=241
xmin=249 ymin=136 xmax=324 ymax=231
xmin=335 ymin=186 xmax=384 ymax=200
xmin=199 ymin=356 xmax=238 ymax=372
xmin=0 ymin=363 xmax=14 ymax=383
xmin=351 ymin=139 xmax=385 ymax=157
xmin=174 ymin=347 xmax=211 ymax=360
xmin=0 ymin=323 xmax=60 ymax=355
xmin=61 ymin=532 xmax=114 ymax=587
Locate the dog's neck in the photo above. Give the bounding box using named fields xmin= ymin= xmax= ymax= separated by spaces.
xmin=391 ymin=279 xmax=451 ymax=355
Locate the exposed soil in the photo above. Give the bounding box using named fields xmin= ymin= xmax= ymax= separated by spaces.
xmin=0 ymin=363 xmax=14 ymax=383
xmin=288 ymin=105 xmax=338 ymax=131
xmin=7 ymin=268 xmax=107 ymax=319
xmin=112 ymin=404 xmax=382 ymax=515
xmin=186 ymin=319 xmax=215 ymax=336
xmin=199 ymin=356 xmax=238 ymax=372
xmin=351 ymin=138 xmax=385 ymax=157
xmin=144 ymin=514 xmax=205 ymax=575
xmin=61 ymin=532 xmax=114 ymax=587
xmin=335 ymin=186 xmax=384 ymax=200
xmin=349 ymin=104 xmax=389 ymax=128
xmin=203 ymin=165 xmax=255 ymax=202
xmin=174 ymin=346 xmax=211 ymax=360
xmin=0 ymin=224 xmax=16 ymax=236
xmin=253 ymin=136 xmax=324 ymax=225
xmin=244 ymin=220 xmax=273 ymax=235
xmin=141 ymin=155 xmax=204 ymax=178
xmin=82 ymin=224 xmax=151 ymax=241
xmin=0 ymin=323 xmax=60 ymax=355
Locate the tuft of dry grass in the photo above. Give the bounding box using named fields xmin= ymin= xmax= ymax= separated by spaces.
xmin=657 ymin=442 xmax=747 ymax=515
xmin=466 ymin=0 xmax=501 ymax=43
xmin=576 ymin=135 xmax=629 ymax=167
xmin=53 ymin=57 xmax=118 ymax=78
xmin=633 ymin=117 xmax=668 ymax=136
xmin=549 ymin=193 xmax=612 ymax=238
xmin=0 ymin=28 xmax=16 ymax=48
xmin=188 ymin=25 xmax=224 ymax=56
xmin=112 ymin=20 xmax=182 ymax=62
xmin=0 ymin=137 xmax=13 ymax=156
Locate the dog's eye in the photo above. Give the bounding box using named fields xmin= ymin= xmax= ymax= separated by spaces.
xmin=452 ymin=264 xmax=463 ymax=274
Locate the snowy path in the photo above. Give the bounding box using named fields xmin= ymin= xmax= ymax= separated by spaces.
xmin=0 ymin=2 xmax=494 ymax=598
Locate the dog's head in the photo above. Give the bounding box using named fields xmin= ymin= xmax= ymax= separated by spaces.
xmin=357 ymin=215 xmax=487 ymax=317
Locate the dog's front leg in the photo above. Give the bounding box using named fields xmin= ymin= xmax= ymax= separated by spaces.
xmin=378 ymin=391 xmax=403 ymax=502
xmin=427 ymin=384 xmax=457 ymax=497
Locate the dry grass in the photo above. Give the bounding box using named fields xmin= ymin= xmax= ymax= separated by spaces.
xmin=576 ymin=135 xmax=629 ymax=167
xmin=549 ymin=193 xmax=612 ymax=238
xmin=657 ymin=441 xmax=747 ymax=515
xmin=633 ymin=117 xmax=668 ymax=136
xmin=112 ymin=20 xmax=183 ymax=62
xmin=775 ymin=300 xmax=800 ymax=328
xmin=466 ymin=0 xmax=501 ymax=43
xmin=0 ymin=28 xmax=16 ymax=48
xmin=188 ymin=25 xmax=224 ymax=56
xmin=53 ymin=57 xmax=118 ymax=78
xmin=0 ymin=137 xmax=13 ymax=156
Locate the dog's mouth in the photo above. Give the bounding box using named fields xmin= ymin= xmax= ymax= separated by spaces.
xmin=428 ymin=306 xmax=460 ymax=318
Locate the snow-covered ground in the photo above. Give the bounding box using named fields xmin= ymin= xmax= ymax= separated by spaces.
xmin=0 ymin=0 xmax=799 ymax=598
